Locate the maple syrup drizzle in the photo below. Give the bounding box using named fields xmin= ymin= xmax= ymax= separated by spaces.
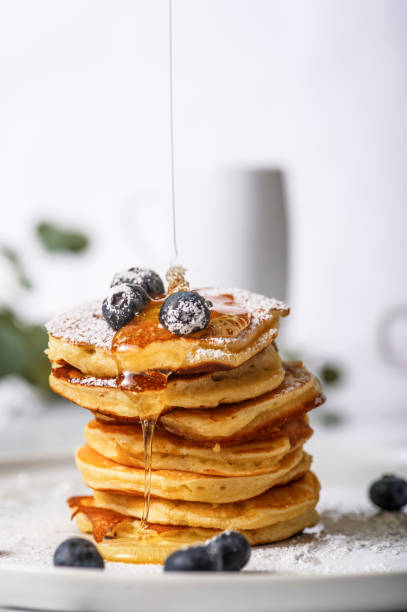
xmin=112 ymin=293 xmax=251 ymax=352
xmin=206 ymin=294 xmax=249 ymax=316
xmin=96 ymin=293 xmax=250 ymax=546
xmin=104 ymin=0 xmax=249 ymax=553
xmin=68 ymin=497 xmax=207 ymax=563
xmin=168 ymin=0 xmax=178 ymax=265
xmin=66 ymin=3 xmax=258 ymax=559
xmin=112 ymin=298 xmax=172 ymax=351
xmin=139 ymin=417 xmax=156 ymax=530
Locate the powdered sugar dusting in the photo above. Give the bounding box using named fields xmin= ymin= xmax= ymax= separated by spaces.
xmin=104 ymin=283 xmax=136 ymax=308
xmin=200 ymin=288 xmax=289 ymax=348
xmin=46 ymin=289 xmax=289 ymax=351
xmin=0 ymin=463 xmax=406 ymax=576
xmin=70 ymin=376 xmax=118 ymax=388
xmin=202 ymin=288 xmax=288 ymax=315
xmin=46 ymin=301 xmax=114 ymax=349
xmin=248 ymin=484 xmax=407 ymax=575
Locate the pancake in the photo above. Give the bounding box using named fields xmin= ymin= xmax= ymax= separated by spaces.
xmin=91 ymin=469 xmax=320 ymax=531
xmin=76 ymin=444 xmax=312 ymax=504
xmin=75 ymin=507 xmax=319 ymax=564
xmin=68 ymin=471 xmax=320 ymax=563
xmin=156 ymin=362 xmax=324 ymax=445
xmin=84 ymin=415 xmax=312 ymax=476
xmin=46 ymin=278 xmax=323 ymax=566
xmin=91 ymin=362 xmax=324 ymax=446
xmin=46 ymin=289 xmax=289 ymax=377
xmin=49 ymin=343 xmax=285 ymax=419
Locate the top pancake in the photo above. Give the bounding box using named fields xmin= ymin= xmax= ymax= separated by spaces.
xmin=46 ymin=288 xmax=289 ymax=376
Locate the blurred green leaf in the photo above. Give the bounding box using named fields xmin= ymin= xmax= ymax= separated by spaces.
xmin=1 ymin=246 xmax=32 ymax=289
xmin=319 ymin=363 xmax=343 ymax=386
xmin=36 ymin=221 xmax=89 ymax=253
xmin=23 ymin=324 xmax=50 ymax=392
xmin=0 ymin=310 xmax=29 ymax=376
xmin=0 ymin=309 xmax=50 ymax=394
xmin=319 ymin=410 xmax=345 ymax=427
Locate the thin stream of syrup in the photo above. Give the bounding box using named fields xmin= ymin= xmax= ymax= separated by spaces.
xmin=107 ymin=293 xmax=251 ymax=551
xmin=123 ymin=2 xmax=176 ymax=540
xmin=168 ymin=0 xmax=178 ymax=264
xmin=91 ymin=293 xmax=252 ymax=559
xmin=140 ymin=418 xmax=157 ymax=530
xmin=109 ymin=2 xmax=250 ymax=541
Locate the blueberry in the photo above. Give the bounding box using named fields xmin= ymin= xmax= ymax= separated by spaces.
xmin=53 ymin=537 xmax=104 ymax=568
xmin=111 ymin=267 xmax=164 ymax=298
xmin=159 ymin=291 xmax=211 ymax=336
xmin=369 ymin=474 xmax=407 ymax=511
xmin=102 ymin=283 xmax=150 ymax=330
xmin=207 ymin=531 xmax=251 ymax=571
xmin=164 ymin=545 xmax=222 ymax=571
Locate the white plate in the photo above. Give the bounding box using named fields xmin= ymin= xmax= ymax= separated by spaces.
xmin=0 ymin=566 xmax=406 ymax=612
xmin=0 ymin=429 xmax=407 ymax=612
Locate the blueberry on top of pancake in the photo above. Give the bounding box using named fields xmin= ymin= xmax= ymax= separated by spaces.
xmin=46 ymin=287 xmax=289 ymax=375
xmin=159 ymin=291 xmax=212 ymax=335
xmin=111 ymin=267 xmax=165 ymax=298
xmin=102 ymin=283 xmax=150 ymax=330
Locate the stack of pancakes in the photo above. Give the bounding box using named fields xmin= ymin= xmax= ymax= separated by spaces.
xmin=46 ymin=288 xmax=325 ymax=563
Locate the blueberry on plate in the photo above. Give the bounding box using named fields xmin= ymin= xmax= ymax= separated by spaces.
xmin=164 ymin=545 xmax=223 ymax=572
xmin=207 ymin=530 xmax=251 ymax=571
xmin=53 ymin=537 xmax=104 ymax=568
xmin=159 ymin=291 xmax=211 ymax=335
xmin=102 ymin=283 xmax=150 ymax=330
xmin=369 ymin=474 xmax=407 ymax=511
xmin=111 ymin=267 xmax=164 ymax=298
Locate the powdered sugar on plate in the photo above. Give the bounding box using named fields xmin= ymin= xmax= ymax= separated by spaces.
xmin=248 ymin=484 xmax=407 ymax=575
xmin=0 ymin=460 xmax=406 ymax=576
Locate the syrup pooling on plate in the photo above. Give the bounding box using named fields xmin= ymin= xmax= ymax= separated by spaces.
xmin=97 ymin=531 xmax=207 ymax=564
xmin=68 ymin=495 xmax=208 ymax=560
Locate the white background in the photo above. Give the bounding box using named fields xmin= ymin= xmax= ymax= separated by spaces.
xmin=0 ymin=0 xmax=406 ymax=416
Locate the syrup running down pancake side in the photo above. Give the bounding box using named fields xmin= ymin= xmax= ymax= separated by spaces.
xmin=46 ymin=289 xmax=289 ymax=376
xmin=47 ymin=288 xmax=292 ymax=559
xmin=105 ymin=291 xmax=253 ymax=539
xmin=68 ymin=470 xmax=321 ymax=563
xmin=104 ymin=292 xmax=254 ymax=414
